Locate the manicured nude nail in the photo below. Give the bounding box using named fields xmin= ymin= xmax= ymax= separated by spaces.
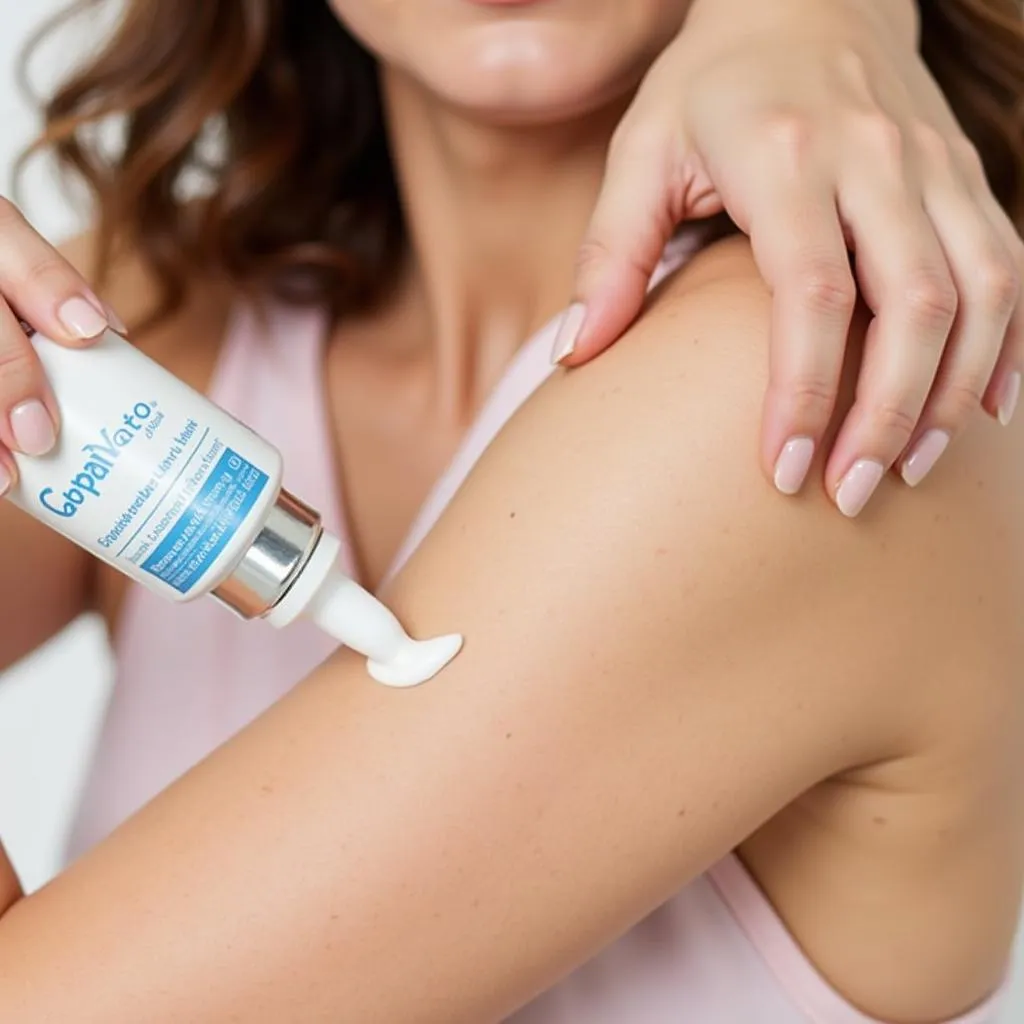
xmin=773 ymin=437 xmax=815 ymax=495
xmin=836 ymin=459 xmax=885 ymax=518
xmin=998 ymin=372 xmax=1020 ymax=427
xmin=104 ymin=303 xmax=129 ymax=335
xmin=10 ymin=400 xmax=57 ymax=456
xmin=551 ymin=303 xmax=587 ymax=364
xmin=57 ymin=296 xmax=108 ymax=339
xmin=0 ymin=462 xmax=10 ymax=498
xmin=901 ymin=430 xmax=950 ymax=488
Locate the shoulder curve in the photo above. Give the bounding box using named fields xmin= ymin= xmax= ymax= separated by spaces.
xmin=537 ymin=233 xmax=1024 ymax=749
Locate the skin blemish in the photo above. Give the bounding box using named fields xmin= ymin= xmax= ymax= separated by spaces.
xmin=677 ymin=808 xmax=687 ymax=818
xmin=872 ymin=815 xmax=888 ymax=826
xmin=509 ymin=511 xmax=517 ymax=519
xmin=505 ymin=732 xmax=513 ymax=739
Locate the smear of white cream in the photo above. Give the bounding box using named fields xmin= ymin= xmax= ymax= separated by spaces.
xmin=307 ymin=569 xmax=463 ymax=687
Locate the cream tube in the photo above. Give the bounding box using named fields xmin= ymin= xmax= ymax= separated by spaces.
xmin=5 ymin=330 xmax=462 ymax=687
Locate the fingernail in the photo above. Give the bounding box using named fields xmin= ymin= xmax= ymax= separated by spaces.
xmin=836 ymin=459 xmax=885 ymax=518
xmin=998 ymin=372 xmax=1020 ymax=427
xmin=104 ymin=303 xmax=129 ymax=335
xmin=10 ymin=400 xmax=57 ymax=456
xmin=57 ymin=296 xmax=109 ymax=339
xmin=0 ymin=463 xmax=11 ymax=498
xmin=901 ymin=430 xmax=950 ymax=488
xmin=773 ymin=437 xmax=815 ymax=495
xmin=551 ymin=303 xmax=587 ymax=364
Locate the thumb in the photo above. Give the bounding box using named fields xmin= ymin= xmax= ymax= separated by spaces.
xmin=555 ymin=129 xmax=678 ymax=367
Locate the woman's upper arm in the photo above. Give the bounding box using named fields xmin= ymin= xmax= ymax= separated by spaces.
xmin=1 ymin=241 xmax=1017 ymax=1023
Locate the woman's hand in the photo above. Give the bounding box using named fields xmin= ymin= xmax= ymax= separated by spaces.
xmin=0 ymin=196 xmax=124 ymax=496
xmin=556 ymin=0 xmax=1024 ymax=516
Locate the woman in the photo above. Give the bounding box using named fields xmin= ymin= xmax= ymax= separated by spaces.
xmin=0 ymin=0 xmax=1022 ymax=1020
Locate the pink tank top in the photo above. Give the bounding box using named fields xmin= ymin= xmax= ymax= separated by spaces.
xmin=65 ymin=240 xmax=1006 ymax=1023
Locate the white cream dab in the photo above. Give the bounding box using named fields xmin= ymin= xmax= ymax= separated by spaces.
xmin=306 ymin=568 xmax=463 ymax=687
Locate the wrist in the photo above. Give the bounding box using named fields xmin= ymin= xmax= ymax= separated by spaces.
xmin=847 ymin=0 xmax=919 ymax=48
xmin=685 ymin=0 xmax=919 ymax=49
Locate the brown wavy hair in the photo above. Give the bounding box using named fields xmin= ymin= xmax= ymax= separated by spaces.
xmin=16 ymin=0 xmax=1024 ymax=329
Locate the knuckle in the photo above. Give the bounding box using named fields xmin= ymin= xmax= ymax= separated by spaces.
xmin=799 ymin=264 xmax=857 ymax=316
xmin=938 ymin=380 xmax=985 ymax=422
xmin=950 ymin=136 xmax=986 ymax=181
xmin=776 ymin=374 xmax=836 ymax=420
xmin=0 ymin=337 xmax=38 ymax=390
xmin=760 ymin=112 xmax=816 ymax=165
xmin=973 ymin=254 xmax=1020 ymax=315
xmin=902 ymin=272 xmax=958 ymax=327
xmin=16 ymin=253 xmax=70 ymax=291
xmin=856 ymin=112 xmax=904 ymax=163
xmin=574 ymin=236 xmax=614 ymax=277
xmin=835 ymin=48 xmax=871 ymax=92
xmin=910 ymin=121 xmax=951 ymax=165
xmin=871 ymin=396 xmax=920 ymax=439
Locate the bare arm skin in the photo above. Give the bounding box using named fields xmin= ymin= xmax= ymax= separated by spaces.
xmin=0 ymin=239 xmax=1020 ymax=1022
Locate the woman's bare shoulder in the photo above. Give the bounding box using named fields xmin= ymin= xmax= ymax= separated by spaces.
xmin=639 ymin=233 xmax=1024 ymax=711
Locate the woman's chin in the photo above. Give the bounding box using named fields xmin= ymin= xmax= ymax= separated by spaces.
xmin=338 ymin=2 xmax=684 ymax=126
xmin=401 ymin=48 xmax=649 ymax=127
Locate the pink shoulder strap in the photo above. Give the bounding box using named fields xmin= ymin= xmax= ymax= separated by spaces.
xmin=210 ymin=299 xmax=349 ymax=551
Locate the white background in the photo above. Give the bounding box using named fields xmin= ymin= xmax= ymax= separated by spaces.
xmin=0 ymin=1 xmax=1022 ymax=1016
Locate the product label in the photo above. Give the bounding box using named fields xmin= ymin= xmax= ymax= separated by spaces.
xmin=10 ymin=332 xmax=280 ymax=602
xmin=39 ymin=400 xmax=166 ymax=519
xmin=38 ymin=405 xmax=269 ymax=596
xmin=138 ymin=448 xmax=268 ymax=593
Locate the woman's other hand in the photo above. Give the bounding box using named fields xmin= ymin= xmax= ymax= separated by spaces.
xmin=0 ymin=196 xmax=125 ymax=496
xmin=555 ymin=0 xmax=1024 ymax=516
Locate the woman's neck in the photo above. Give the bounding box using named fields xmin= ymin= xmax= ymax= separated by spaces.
xmin=378 ymin=68 xmax=628 ymax=420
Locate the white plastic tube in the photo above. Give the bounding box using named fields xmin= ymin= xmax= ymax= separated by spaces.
xmin=5 ymin=330 xmax=462 ymax=687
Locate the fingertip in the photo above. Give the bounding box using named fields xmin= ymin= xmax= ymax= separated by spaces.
xmin=55 ymin=295 xmax=110 ymax=341
xmin=772 ymin=436 xmax=816 ymax=496
xmin=759 ymin=387 xmax=827 ymax=495
xmin=553 ymin=315 xmax=621 ymax=368
xmin=103 ymin=302 xmax=129 ymax=337
xmin=552 ymin=292 xmax=634 ymax=368
xmin=997 ymin=371 xmax=1021 ymax=427
xmin=551 ymin=303 xmax=588 ymax=365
